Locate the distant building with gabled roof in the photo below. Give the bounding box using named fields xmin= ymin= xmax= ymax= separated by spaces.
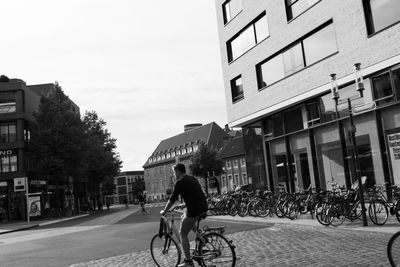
xmin=143 ymin=122 xmax=229 ymax=201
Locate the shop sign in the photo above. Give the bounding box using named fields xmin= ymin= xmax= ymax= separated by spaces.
xmin=0 ymin=150 xmax=13 ymax=156
xmin=28 ymin=196 xmax=41 ymax=217
xmin=29 ymin=180 xmax=47 ymax=185
xmin=387 ymin=130 xmax=400 ymax=184
xmin=0 ymin=181 xmax=7 ymax=187
xmin=14 ymin=177 xmax=27 ymax=192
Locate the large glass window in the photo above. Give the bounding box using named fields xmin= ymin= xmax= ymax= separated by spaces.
xmin=0 ymin=94 xmax=16 ymax=114
xmin=303 ymin=23 xmax=337 ymax=65
xmin=222 ymin=0 xmax=242 ymax=24
xmin=257 ymin=21 xmax=337 ymax=89
xmin=283 ymin=43 xmax=304 ymax=76
xmin=227 ymin=12 xmax=269 ymax=62
xmin=371 ymin=66 xmax=400 ymax=105
xmin=0 ymin=123 xmax=16 ymax=143
xmin=285 ymin=0 xmax=320 ymax=21
xmin=0 ymin=154 xmax=17 ymax=173
xmin=364 ymin=0 xmax=400 ymax=34
xmin=307 ymin=101 xmax=321 ymax=126
xmin=284 ymin=107 xmax=304 ymax=133
xmin=231 ymin=76 xmax=244 ymax=103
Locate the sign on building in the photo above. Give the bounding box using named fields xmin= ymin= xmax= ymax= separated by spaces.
xmin=14 ymin=177 xmax=27 ymax=192
xmin=387 ymin=129 xmax=400 ymax=185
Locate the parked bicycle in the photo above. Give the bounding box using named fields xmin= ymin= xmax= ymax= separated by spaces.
xmin=388 ymin=230 xmax=400 ymax=266
xmin=368 ymin=184 xmax=400 ymax=226
xmin=150 ymin=205 xmax=236 ymax=267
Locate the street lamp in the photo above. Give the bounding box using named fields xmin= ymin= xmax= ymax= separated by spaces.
xmin=330 ymin=63 xmax=368 ymax=227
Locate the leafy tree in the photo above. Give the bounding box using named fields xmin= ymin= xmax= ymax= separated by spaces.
xmin=83 ymin=111 xmax=122 ymax=209
xmin=189 ymin=142 xmax=224 ymax=196
xmin=29 ymin=83 xmax=87 ymax=211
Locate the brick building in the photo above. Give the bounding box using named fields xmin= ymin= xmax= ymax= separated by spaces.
xmin=113 ymin=171 xmax=145 ymax=204
xmin=0 ymin=77 xmax=79 ymax=221
xmin=143 ymin=122 xmax=229 ymax=201
xmin=215 ymin=0 xmax=400 ymax=192
xmin=218 ymin=132 xmax=249 ymax=193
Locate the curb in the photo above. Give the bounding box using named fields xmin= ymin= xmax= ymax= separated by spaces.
xmin=0 ymin=213 xmax=90 ymax=236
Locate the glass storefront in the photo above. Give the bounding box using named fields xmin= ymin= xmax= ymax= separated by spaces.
xmin=253 ymin=64 xmax=400 ymax=193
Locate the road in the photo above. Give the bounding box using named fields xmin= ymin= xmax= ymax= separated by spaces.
xmin=0 ymin=204 xmax=267 ymax=267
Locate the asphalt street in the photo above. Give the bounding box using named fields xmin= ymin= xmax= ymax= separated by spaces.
xmin=0 ymin=204 xmax=267 ymax=267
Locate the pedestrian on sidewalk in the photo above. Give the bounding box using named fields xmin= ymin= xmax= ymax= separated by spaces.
xmin=106 ymin=200 xmax=110 ymax=211
xmin=123 ymin=198 xmax=128 ymax=209
xmin=160 ymin=163 xmax=208 ymax=267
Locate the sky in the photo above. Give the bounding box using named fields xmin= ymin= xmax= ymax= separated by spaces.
xmin=1 ymin=0 xmax=228 ymax=171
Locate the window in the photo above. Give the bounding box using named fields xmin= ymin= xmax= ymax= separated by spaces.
xmin=273 ymin=114 xmax=284 ymax=137
xmin=372 ymin=67 xmax=400 ymax=105
xmin=221 ymin=175 xmax=226 ymax=187
xmin=306 ymin=101 xmax=321 ymax=126
xmin=0 ymin=93 xmax=16 ymax=114
xmin=241 ymin=158 xmax=246 ymax=167
xmin=284 ymin=107 xmax=304 ymax=133
xmin=227 ymin=161 xmax=231 ymax=168
xmin=242 ymin=173 xmax=248 ymax=185
xmin=256 ymin=21 xmax=337 ymax=89
xmin=303 ymin=23 xmax=338 ymax=65
xmin=194 ymin=145 xmax=199 ymax=151
xmin=222 ymin=0 xmax=241 ymax=24
xmin=227 ymin=12 xmax=269 ymax=62
xmin=233 ymin=160 xmax=238 ymax=168
xmin=171 ymin=151 xmax=175 ymax=157
xmin=234 ymin=174 xmax=240 ymax=185
xmin=285 ymin=0 xmax=320 ymax=21
xmin=188 ymin=146 xmax=193 ymax=153
xmin=363 ymin=0 xmax=400 ymax=35
xmin=231 ymin=76 xmax=244 ymax=103
xmin=0 ymin=123 xmax=16 ymax=143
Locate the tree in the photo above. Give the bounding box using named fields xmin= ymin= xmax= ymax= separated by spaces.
xmin=29 ymin=83 xmax=87 ymax=211
xmin=189 ymin=142 xmax=224 ymax=196
xmin=83 ymin=111 xmax=122 ymax=209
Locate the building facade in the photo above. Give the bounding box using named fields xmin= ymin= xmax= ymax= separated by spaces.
xmin=218 ymin=133 xmax=250 ymax=193
xmin=113 ymin=171 xmax=145 ymax=204
xmin=0 ymin=77 xmax=80 ymax=221
xmin=143 ymin=122 xmax=229 ymax=201
xmin=215 ymin=0 xmax=400 ymax=193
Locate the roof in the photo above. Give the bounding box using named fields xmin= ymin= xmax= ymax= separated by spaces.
xmin=143 ymin=122 xmax=229 ymax=168
xmin=116 ymin=171 xmax=144 ymax=177
xmin=218 ymin=135 xmax=244 ymax=159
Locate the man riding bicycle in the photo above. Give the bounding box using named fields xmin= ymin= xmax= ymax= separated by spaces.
xmin=137 ymin=192 xmax=147 ymax=214
xmin=160 ymin=163 xmax=208 ymax=267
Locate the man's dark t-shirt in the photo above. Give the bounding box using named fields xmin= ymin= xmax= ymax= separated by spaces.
xmin=169 ymin=175 xmax=208 ymax=217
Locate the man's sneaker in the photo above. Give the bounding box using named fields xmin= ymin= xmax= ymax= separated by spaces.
xmin=178 ymin=259 xmax=194 ymax=267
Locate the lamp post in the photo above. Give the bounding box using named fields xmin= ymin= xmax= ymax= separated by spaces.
xmin=330 ymin=63 xmax=368 ymax=227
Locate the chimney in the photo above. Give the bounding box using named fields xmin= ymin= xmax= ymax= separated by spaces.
xmin=184 ymin=123 xmax=202 ymax=132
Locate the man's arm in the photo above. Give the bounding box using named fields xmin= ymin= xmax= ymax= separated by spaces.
xmin=160 ymin=200 xmax=174 ymax=216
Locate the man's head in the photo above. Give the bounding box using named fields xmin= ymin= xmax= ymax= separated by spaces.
xmin=172 ymin=163 xmax=186 ymax=179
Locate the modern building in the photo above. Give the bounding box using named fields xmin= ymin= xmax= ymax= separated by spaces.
xmin=215 ymin=0 xmax=400 ymax=193
xmin=0 ymin=77 xmax=79 ymax=221
xmin=113 ymin=171 xmax=145 ymax=204
xmin=143 ymin=122 xmax=229 ymax=201
xmin=218 ymin=132 xmax=250 ymax=193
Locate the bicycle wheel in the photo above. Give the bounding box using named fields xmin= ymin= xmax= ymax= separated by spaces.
xmin=197 ymin=233 xmax=236 ymax=267
xmin=150 ymin=234 xmax=181 ymax=267
xmin=388 ymin=231 xmax=400 ymax=267
xmin=328 ymin=203 xmax=345 ymax=227
xmin=369 ymin=199 xmax=388 ymax=226
xmin=315 ymin=202 xmax=332 ymax=226
xmin=254 ymin=201 xmax=270 ymax=218
xmin=394 ymin=200 xmax=400 ymax=223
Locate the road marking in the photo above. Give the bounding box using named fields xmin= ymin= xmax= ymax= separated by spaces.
xmin=0 ymin=225 xmax=104 ymax=245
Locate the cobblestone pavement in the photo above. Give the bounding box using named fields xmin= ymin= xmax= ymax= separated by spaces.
xmin=67 ymin=223 xmax=392 ymax=267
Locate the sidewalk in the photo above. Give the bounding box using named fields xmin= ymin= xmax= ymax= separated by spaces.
xmin=207 ymin=212 xmax=400 ymax=234
xmin=0 ymin=204 xmax=127 ymax=235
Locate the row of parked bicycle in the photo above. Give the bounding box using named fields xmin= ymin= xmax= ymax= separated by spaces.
xmin=207 ymin=182 xmax=400 ymax=227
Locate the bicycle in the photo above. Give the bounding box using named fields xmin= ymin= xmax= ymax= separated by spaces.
xmin=387 ymin=230 xmax=400 ymax=266
xmin=150 ymin=205 xmax=236 ymax=267
xmin=368 ymin=184 xmax=400 ymax=226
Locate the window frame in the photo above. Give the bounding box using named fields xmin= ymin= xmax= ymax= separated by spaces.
xmin=256 ymin=20 xmax=336 ymax=90
xmin=231 ymin=75 xmax=244 ymax=103
xmin=285 ymin=0 xmax=321 ymax=22
xmin=222 ymin=0 xmax=242 ymax=25
xmin=362 ymin=0 xmax=400 ymax=36
xmin=227 ymin=11 xmax=269 ymax=63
